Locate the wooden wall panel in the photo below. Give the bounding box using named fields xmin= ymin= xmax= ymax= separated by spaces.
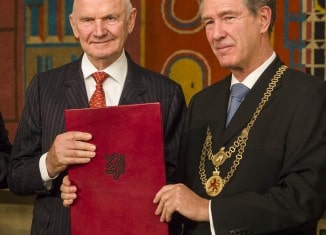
xmin=0 ymin=0 xmax=24 ymax=142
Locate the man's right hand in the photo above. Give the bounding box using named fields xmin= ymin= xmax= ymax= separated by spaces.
xmin=60 ymin=175 xmax=77 ymax=207
xmin=46 ymin=131 xmax=96 ymax=177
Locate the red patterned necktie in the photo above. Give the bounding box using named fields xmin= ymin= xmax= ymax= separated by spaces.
xmin=89 ymin=71 xmax=109 ymax=108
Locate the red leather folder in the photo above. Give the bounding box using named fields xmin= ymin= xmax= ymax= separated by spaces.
xmin=65 ymin=103 xmax=168 ymax=235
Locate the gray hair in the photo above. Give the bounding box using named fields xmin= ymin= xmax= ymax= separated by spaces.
xmin=200 ymin=0 xmax=276 ymax=34
xmin=125 ymin=0 xmax=133 ymax=18
xmin=72 ymin=0 xmax=134 ymax=18
xmin=244 ymin=0 xmax=276 ymax=34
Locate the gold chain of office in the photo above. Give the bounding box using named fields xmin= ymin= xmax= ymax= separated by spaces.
xmin=199 ymin=65 xmax=287 ymax=197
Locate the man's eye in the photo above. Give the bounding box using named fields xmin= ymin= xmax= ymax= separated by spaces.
xmin=105 ymin=16 xmax=118 ymax=23
xmin=204 ymin=20 xmax=214 ymax=26
xmin=224 ymin=16 xmax=235 ymax=21
xmin=81 ymin=18 xmax=93 ymax=23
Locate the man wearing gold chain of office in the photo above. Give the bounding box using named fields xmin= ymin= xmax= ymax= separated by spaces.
xmin=154 ymin=0 xmax=326 ymax=234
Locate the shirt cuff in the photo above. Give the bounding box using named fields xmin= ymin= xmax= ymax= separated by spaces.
xmin=209 ymin=200 xmax=216 ymax=235
xmin=39 ymin=153 xmax=57 ymax=190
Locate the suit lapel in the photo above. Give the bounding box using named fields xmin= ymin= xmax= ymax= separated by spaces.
xmin=119 ymin=54 xmax=147 ymax=105
xmin=205 ymin=78 xmax=231 ymax=150
xmin=218 ymin=57 xmax=284 ymax=147
xmin=63 ymin=59 xmax=89 ymax=109
xmin=63 ymin=54 xmax=148 ymax=109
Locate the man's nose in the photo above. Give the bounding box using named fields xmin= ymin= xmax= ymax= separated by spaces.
xmin=94 ymin=20 xmax=107 ymax=37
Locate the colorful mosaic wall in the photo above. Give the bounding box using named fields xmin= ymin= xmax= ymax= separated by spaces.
xmin=282 ymin=0 xmax=325 ymax=79
xmin=23 ymin=0 xmax=326 ymax=104
xmin=24 ymin=0 xmax=142 ymax=91
xmin=301 ymin=0 xmax=325 ymax=79
xmin=24 ymin=0 xmax=81 ymax=90
xmin=145 ymin=0 xmax=326 ymax=103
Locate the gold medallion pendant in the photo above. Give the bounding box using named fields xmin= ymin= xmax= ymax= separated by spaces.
xmin=199 ymin=65 xmax=287 ymax=198
xmin=211 ymin=147 xmax=227 ymax=167
xmin=205 ymin=171 xmax=224 ymax=197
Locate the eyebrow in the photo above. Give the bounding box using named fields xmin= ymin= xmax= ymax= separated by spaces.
xmin=202 ymin=9 xmax=239 ymax=20
xmin=219 ymin=9 xmax=237 ymax=16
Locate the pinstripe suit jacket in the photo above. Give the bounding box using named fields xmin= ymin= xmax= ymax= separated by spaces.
xmin=174 ymin=56 xmax=326 ymax=235
xmin=8 ymin=53 xmax=186 ymax=235
xmin=0 ymin=111 xmax=11 ymax=188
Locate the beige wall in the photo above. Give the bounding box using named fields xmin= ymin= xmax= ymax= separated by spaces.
xmin=0 ymin=190 xmax=34 ymax=235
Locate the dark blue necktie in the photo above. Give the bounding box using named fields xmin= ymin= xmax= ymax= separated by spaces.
xmin=226 ymin=83 xmax=250 ymax=126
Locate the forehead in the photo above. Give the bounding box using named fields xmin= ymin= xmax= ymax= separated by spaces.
xmin=73 ymin=0 xmax=125 ymax=15
xmin=201 ymin=0 xmax=247 ymax=16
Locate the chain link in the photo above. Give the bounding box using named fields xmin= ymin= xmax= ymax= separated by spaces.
xmin=199 ymin=65 xmax=287 ymax=191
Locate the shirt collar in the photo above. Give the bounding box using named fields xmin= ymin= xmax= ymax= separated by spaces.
xmin=231 ymin=52 xmax=276 ymax=89
xmin=81 ymin=50 xmax=128 ymax=84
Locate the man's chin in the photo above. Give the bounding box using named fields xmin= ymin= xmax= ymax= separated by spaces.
xmin=91 ymin=49 xmax=113 ymax=59
xmin=91 ymin=51 xmax=120 ymax=63
xmin=217 ymin=61 xmax=234 ymax=69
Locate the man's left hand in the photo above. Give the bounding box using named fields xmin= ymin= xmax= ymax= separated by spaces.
xmin=153 ymin=183 xmax=209 ymax=223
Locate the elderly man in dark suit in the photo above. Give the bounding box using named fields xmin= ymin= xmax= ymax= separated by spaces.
xmin=8 ymin=0 xmax=186 ymax=234
xmin=153 ymin=0 xmax=326 ymax=234
xmin=0 ymin=111 xmax=11 ymax=188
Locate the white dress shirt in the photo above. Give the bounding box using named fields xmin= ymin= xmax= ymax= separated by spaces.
xmin=209 ymin=52 xmax=276 ymax=234
xmin=39 ymin=51 xmax=128 ymax=187
xmin=83 ymin=51 xmax=127 ymax=106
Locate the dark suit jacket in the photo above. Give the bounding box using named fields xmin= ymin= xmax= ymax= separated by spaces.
xmin=0 ymin=111 xmax=12 ymax=188
xmin=175 ymin=56 xmax=326 ymax=235
xmin=8 ymin=53 xmax=186 ymax=235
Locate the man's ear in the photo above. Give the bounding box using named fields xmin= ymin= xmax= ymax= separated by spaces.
xmin=259 ymin=6 xmax=272 ymax=34
xmin=69 ymin=14 xmax=80 ymax=39
xmin=127 ymin=8 xmax=137 ymax=34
